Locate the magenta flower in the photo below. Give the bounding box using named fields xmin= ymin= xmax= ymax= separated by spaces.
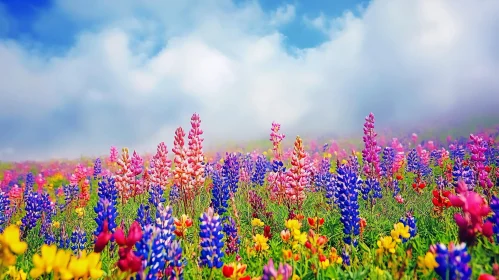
xmin=449 ymin=181 xmax=493 ymax=245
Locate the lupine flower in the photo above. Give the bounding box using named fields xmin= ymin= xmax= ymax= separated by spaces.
xmin=109 ymin=146 xmax=119 ymax=164
xmin=199 ymin=207 xmax=224 ymax=269
xmin=453 ymin=158 xmax=475 ymax=189
xmin=134 ymin=224 xmax=162 ymax=278
xmin=130 ymin=150 xmax=144 ymax=198
xmin=223 ymin=216 xmax=240 ymax=255
xmin=173 ymin=127 xmax=193 ymax=212
xmin=93 ymin=158 xmax=102 ymax=179
xmin=223 ymin=153 xmax=240 ymax=195
xmin=487 ymin=196 xmax=499 ymax=243
xmin=286 ymin=136 xmax=309 ymax=210
xmin=149 ymin=184 xmax=166 ymax=207
xmin=163 ymin=239 xmax=185 ymax=279
xmin=239 ymin=153 xmax=253 ymax=184
xmin=0 ymin=191 xmax=11 ymax=232
xmin=270 ymin=122 xmax=285 ymax=161
xmin=380 ymin=147 xmax=395 ymax=178
xmin=169 ymin=184 xmax=180 ymax=205
xmin=251 ymin=154 xmax=267 ymax=186
xmin=434 ymin=242 xmax=472 ymax=280
xmin=71 ymin=227 xmax=87 ymax=255
xmin=314 ymin=157 xmax=332 ymax=192
xmin=20 ymin=190 xmax=42 ymax=235
xmin=149 ymin=142 xmax=172 ymax=190
xmin=248 ymin=190 xmax=270 ymax=219
xmin=362 ymin=113 xmax=381 ymax=178
xmin=186 ymin=113 xmax=206 ymax=197
xmin=335 ymin=164 xmax=361 ymax=246
xmin=211 ymin=169 xmax=229 ymax=216
xmin=94 ymin=177 xmax=118 ymax=238
xmin=115 ymin=148 xmax=133 ymax=203
xmin=469 ymin=134 xmax=493 ymax=189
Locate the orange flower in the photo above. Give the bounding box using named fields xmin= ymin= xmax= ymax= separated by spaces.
xmin=359 ymin=218 xmax=367 ymax=234
xmin=307 ymin=217 xmax=325 ymax=229
xmin=222 ymin=263 xmax=251 ymax=280
xmin=282 ymin=249 xmax=292 ymax=260
xmin=280 ymin=230 xmax=291 ymax=242
xmin=173 ymin=214 xmax=193 ymax=238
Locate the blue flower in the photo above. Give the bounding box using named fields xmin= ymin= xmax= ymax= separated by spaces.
xmin=199 ymin=207 xmax=224 ymax=269
xmin=222 ymin=153 xmax=240 ymax=195
xmin=71 ymin=226 xmax=87 ymax=254
xmin=94 ymin=177 xmax=118 ymax=237
xmin=406 ymin=149 xmax=420 ymax=173
xmin=93 ymin=158 xmax=102 ymax=179
xmin=0 ymin=191 xmax=10 ymax=232
xmin=251 ymin=155 xmax=267 ymax=186
xmin=487 ymin=196 xmax=499 ymax=243
xmin=211 ymin=169 xmax=229 ymax=216
xmin=335 ymin=164 xmax=361 ymax=246
xmin=399 ymin=211 xmax=417 ymax=242
xmin=434 ymin=242 xmax=472 ymax=280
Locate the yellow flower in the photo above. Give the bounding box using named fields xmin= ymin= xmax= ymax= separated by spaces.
xmin=319 ymin=258 xmax=330 ymax=269
xmin=30 ymin=245 xmax=73 ymax=279
xmin=285 ymin=219 xmax=301 ymax=233
xmin=6 ymin=266 xmax=27 ymax=280
xmin=375 ymin=267 xmax=385 ymax=275
xmin=0 ymin=225 xmax=28 ymax=267
xmin=329 ymin=248 xmax=343 ymax=265
xmin=52 ymin=221 xmax=61 ymax=229
xmin=292 ymin=231 xmax=307 ymax=248
xmin=251 ymin=218 xmax=264 ymax=227
xmin=86 ymin=252 xmax=105 ymax=279
xmin=253 ymin=234 xmax=269 ymax=252
xmin=75 ymin=208 xmax=85 ymax=217
xmin=376 ymin=236 xmax=397 ymax=256
xmin=30 ymin=244 xmax=57 ymax=278
xmin=341 ymin=159 xmax=348 ymax=164
xmin=292 ymin=275 xmax=301 ymax=280
xmin=282 ymin=249 xmax=292 ymax=260
xmin=417 ymin=252 xmax=439 ymax=271
xmin=15 ymin=221 xmax=21 ymax=226
xmin=391 ymin=222 xmax=410 ymax=243
xmin=263 ymin=152 xmax=267 ymax=156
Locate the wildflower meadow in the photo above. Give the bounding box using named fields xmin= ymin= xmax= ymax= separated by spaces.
xmin=1 ymin=112 xmax=499 ymax=280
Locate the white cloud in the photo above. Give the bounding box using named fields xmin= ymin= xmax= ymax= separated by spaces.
xmin=270 ymin=4 xmax=296 ymax=26
xmin=1 ymin=0 xmax=499 ymax=161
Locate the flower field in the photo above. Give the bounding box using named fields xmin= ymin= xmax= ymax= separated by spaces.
xmin=1 ymin=113 xmax=499 ymax=280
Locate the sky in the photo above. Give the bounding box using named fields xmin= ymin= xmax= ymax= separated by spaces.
xmin=0 ymin=0 xmax=499 ymax=161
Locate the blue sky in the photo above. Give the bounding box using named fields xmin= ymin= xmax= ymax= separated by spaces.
xmin=0 ymin=0 xmax=498 ymax=161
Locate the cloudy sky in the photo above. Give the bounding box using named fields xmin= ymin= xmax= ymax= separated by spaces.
xmin=0 ymin=0 xmax=499 ymax=161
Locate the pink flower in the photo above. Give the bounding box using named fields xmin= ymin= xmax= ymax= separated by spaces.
xmin=449 ymin=181 xmax=493 ymax=245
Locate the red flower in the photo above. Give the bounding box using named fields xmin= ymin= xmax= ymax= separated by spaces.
xmin=94 ymin=220 xmax=112 ymax=253
xmin=478 ymin=274 xmax=495 ymax=280
xmin=263 ymin=225 xmax=272 ymax=239
xmin=114 ymin=221 xmax=143 ymax=273
xmin=222 ymin=263 xmax=251 ymax=280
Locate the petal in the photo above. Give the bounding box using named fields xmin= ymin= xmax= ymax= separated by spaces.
xmin=33 ymin=254 xmax=45 ymax=269
xmin=10 ymin=241 xmax=27 ymax=255
xmin=29 ymin=268 xmax=44 ymax=279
